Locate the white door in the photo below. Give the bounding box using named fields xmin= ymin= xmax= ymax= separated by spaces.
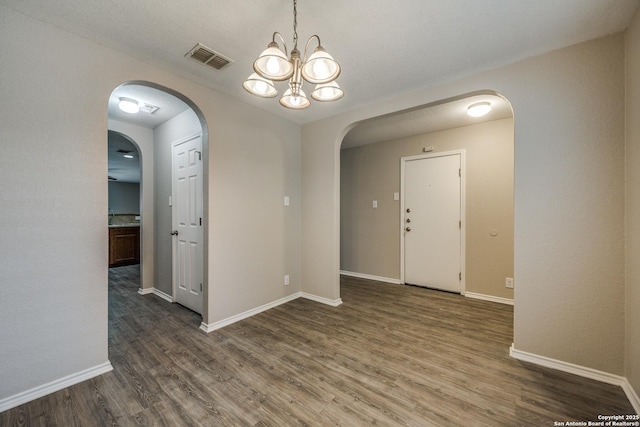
xmin=402 ymin=152 xmax=463 ymax=293
xmin=172 ymin=135 xmax=203 ymax=314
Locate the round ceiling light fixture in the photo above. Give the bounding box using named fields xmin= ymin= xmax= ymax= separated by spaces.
xmin=118 ymin=97 xmax=140 ymax=114
xmin=467 ymin=101 xmax=491 ymax=117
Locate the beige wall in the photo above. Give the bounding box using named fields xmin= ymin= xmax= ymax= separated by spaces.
xmin=0 ymin=5 xmax=301 ymax=404
xmin=341 ymin=118 xmax=514 ymax=300
xmin=302 ymin=34 xmax=625 ymax=376
xmin=625 ymin=8 xmax=640 ymax=401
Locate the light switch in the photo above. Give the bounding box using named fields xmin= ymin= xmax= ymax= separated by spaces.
xmin=393 ymin=192 xmax=399 ymax=201
xmin=284 ymin=196 xmax=290 ymax=207
xmin=372 ymin=200 xmax=378 ymax=208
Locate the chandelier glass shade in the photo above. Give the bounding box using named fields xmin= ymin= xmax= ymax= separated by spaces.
xmin=243 ymin=0 xmax=343 ymax=110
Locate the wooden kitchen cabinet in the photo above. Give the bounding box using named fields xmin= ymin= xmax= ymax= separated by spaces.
xmin=109 ymin=226 xmax=140 ymax=267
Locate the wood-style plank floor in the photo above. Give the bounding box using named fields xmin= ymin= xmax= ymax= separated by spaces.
xmin=1 ymin=265 xmax=634 ymax=426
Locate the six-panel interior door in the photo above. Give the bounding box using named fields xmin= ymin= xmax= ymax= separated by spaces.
xmin=403 ymin=153 xmax=461 ymax=293
xmin=172 ymin=135 xmax=203 ymax=314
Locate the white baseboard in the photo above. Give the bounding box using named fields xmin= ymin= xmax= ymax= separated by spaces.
xmin=510 ymin=344 xmax=639 ymax=414
xmin=200 ymin=292 xmax=302 ymax=333
xmin=138 ymin=287 xmax=173 ymax=303
xmin=0 ymin=361 xmax=113 ymax=412
xmin=339 ymin=270 xmax=402 ymax=285
xmin=465 ymin=292 xmax=514 ymax=306
xmin=622 ymin=378 xmax=640 ymax=414
xmin=301 ymin=292 xmax=343 ymax=307
xmin=199 ymin=290 xmax=344 ymax=333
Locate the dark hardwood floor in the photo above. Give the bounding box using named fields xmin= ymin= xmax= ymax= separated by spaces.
xmin=1 ymin=266 xmax=634 ymax=426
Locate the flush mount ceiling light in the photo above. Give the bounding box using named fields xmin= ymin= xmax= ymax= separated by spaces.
xmin=243 ymin=0 xmax=343 ymax=110
xmin=118 ymin=97 xmax=140 ymax=114
xmin=467 ymin=101 xmax=491 ymax=117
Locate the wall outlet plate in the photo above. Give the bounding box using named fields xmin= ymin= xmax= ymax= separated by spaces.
xmin=284 ymin=275 xmax=290 ymax=286
xmin=506 ymin=277 xmax=514 ymax=288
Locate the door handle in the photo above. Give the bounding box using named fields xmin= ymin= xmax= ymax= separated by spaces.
xmin=405 ymin=227 xmax=411 ymax=232
xmin=170 ymin=230 xmax=178 ymax=236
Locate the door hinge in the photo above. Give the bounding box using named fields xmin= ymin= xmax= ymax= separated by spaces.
xmin=459 ymin=168 xmax=461 ymax=177
xmin=200 ymin=283 xmax=203 ymax=292
xmin=195 ymin=150 xmax=202 ymax=161
xmin=459 ymin=220 xmax=461 ymax=229
xmin=199 ymin=217 xmax=202 ymax=226
xmin=459 ymin=272 xmax=462 ymax=281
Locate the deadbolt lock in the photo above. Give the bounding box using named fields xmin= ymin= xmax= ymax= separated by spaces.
xmin=406 ymin=218 xmax=411 ymax=223
xmin=406 ymin=208 xmax=411 ymax=213
xmin=405 ymin=227 xmax=411 ymax=232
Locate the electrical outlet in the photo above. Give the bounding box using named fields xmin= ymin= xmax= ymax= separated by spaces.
xmin=284 ymin=275 xmax=290 ymax=286
xmin=506 ymin=277 xmax=514 ymax=289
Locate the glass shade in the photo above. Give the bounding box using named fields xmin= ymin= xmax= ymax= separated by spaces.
xmin=311 ymin=81 xmax=344 ymax=102
xmin=253 ymin=44 xmax=294 ymax=81
xmin=279 ymin=88 xmax=310 ymax=110
xmin=467 ymin=102 xmax=491 ymax=117
xmin=119 ymin=97 xmax=139 ymax=114
xmin=301 ymin=47 xmax=341 ymax=84
xmin=243 ymin=73 xmax=278 ymax=98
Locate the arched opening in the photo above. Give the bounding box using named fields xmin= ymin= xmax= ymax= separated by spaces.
xmin=108 ymin=130 xmax=142 ymax=276
xmin=338 ymin=90 xmax=515 ymax=306
xmin=107 ymin=81 xmax=210 ymax=324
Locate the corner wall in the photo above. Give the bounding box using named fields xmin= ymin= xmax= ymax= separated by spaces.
xmin=625 ymin=7 xmax=640 ymax=404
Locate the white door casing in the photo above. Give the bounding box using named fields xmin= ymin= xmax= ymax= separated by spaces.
xmin=401 ymin=151 xmax=465 ymax=294
xmin=172 ymin=134 xmax=204 ymax=314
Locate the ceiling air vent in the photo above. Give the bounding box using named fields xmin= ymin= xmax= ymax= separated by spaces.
xmin=185 ymin=43 xmax=233 ymax=70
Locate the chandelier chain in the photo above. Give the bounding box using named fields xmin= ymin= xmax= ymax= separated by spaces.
xmin=292 ymin=0 xmax=298 ymax=49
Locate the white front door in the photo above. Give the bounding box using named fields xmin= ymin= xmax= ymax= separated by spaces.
xmin=172 ymin=134 xmax=203 ymax=314
xmin=402 ymin=152 xmax=463 ymax=293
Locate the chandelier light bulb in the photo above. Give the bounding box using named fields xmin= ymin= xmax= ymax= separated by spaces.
xmin=266 ymin=56 xmax=281 ymax=75
xmin=311 ymin=81 xmax=344 ymax=102
xmin=301 ymin=48 xmax=340 ymax=84
xmin=280 ymin=88 xmax=310 ymax=109
xmin=313 ymin=59 xmax=329 ymax=78
xmin=242 ymin=73 xmax=278 ymax=98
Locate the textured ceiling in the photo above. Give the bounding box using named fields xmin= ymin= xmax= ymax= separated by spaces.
xmin=2 ymin=0 xmax=639 ymax=125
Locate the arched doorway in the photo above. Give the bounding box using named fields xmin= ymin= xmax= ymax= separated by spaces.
xmin=339 ymin=91 xmax=515 ymax=305
xmin=107 ymin=81 xmax=209 ymax=322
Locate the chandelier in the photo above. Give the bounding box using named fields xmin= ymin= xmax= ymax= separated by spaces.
xmin=243 ymin=0 xmax=343 ymax=110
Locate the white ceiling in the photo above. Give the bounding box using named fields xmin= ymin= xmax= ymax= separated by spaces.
xmin=2 ymin=0 xmax=638 ymax=126
xmin=342 ymin=94 xmax=513 ymax=149
xmin=109 ymin=84 xmax=190 ymax=129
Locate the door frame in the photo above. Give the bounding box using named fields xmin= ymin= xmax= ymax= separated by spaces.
xmin=171 ymin=132 xmax=204 ymax=310
xmin=399 ymin=149 xmax=466 ymax=294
